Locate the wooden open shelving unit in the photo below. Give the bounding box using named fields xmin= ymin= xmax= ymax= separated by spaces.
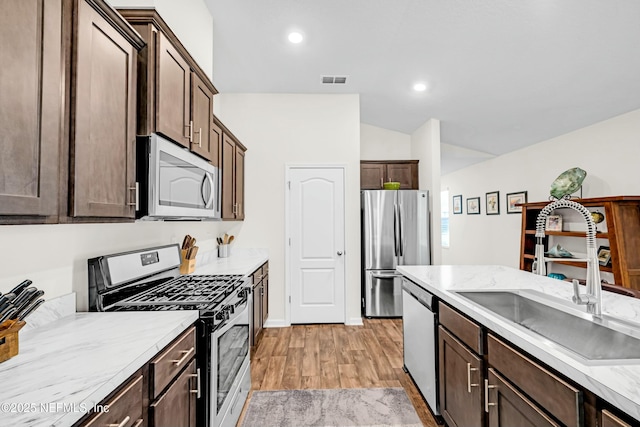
xmin=519 ymin=196 xmax=640 ymax=290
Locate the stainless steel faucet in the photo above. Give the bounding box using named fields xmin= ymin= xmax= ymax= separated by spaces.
xmin=533 ymin=198 xmax=602 ymax=318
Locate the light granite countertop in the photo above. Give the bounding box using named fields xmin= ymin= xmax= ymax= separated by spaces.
xmin=0 ymin=311 xmax=198 ymax=427
xmin=194 ymin=248 xmax=268 ymax=276
xmin=396 ymin=264 xmax=640 ymax=421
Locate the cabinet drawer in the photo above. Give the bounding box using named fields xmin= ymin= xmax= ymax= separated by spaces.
xmin=150 ymin=327 xmax=196 ymax=399
xmin=488 ymin=334 xmax=582 ymax=427
xmin=439 ymin=302 xmax=483 ymax=354
xmin=602 ymin=409 xmax=632 ymax=427
xmin=84 ymin=375 xmax=143 ymax=427
xmin=150 ymin=358 xmax=197 ymax=427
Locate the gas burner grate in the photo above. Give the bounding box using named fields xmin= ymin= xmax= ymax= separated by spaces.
xmin=114 ymin=274 xmax=245 ymax=308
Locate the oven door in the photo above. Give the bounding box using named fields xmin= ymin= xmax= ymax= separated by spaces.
xmin=147 ymin=133 xmax=220 ymax=219
xmin=211 ymin=295 xmax=251 ymax=427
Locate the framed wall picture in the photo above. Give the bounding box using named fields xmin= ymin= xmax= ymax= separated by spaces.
xmin=453 ymin=194 xmax=463 ymax=214
xmin=506 ymin=191 xmax=528 ymax=214
xmin=597 ymin=246 xmax=611 ymax=266
xmin=467 ymin=197 xmax=480 ymax=215
xmin=545 ymin=214 xmax=563 ymax=231
xmin=486 ymin=191 xmax=500 ymax=215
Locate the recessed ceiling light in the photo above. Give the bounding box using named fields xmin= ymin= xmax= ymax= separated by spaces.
xmin=413 ymin=83 xmax=427 ymax=92
xmin=288 ymin=32 xmax=303 ymax=44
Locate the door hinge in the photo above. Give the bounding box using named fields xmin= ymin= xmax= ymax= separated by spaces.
xmin=288 ymin=181 xmax=291 ymax=190
xmin=288 ymin=238 xmax=291 ymax=246
xmin=289 ymin=296 xmax=291 ymax=304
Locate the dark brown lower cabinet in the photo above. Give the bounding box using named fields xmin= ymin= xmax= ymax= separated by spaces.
xmin=602 ymin=409 xmax=633 ymax=427
xmin=438 ymin=326 xmax=484 ymax=427
xmin=150 ymin=359 xmax=197 ymax=427
xmin=251 ymin=261 xmax=269 ymax=347
xmin=486 ymin=368 xmax=559 ymax=427
xmin=82 ymin=374 xmax=144 ymax=427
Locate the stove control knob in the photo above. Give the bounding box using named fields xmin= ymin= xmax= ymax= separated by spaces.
xmin=227 ymin=305 xmax=235 ymax=315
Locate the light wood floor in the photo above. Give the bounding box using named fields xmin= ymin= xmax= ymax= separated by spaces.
xmin=240 ymin=318 xmax=441 ymax=427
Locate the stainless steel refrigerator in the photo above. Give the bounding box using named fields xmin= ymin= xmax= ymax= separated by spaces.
xmin=361 ymin=190 xmax=430 ymax=317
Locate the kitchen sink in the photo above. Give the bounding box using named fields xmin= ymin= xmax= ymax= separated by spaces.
xmin=455 ymin=290 xmax=640 ymax=361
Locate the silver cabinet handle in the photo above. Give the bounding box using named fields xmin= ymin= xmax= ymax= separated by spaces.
xmin=128 ymin=182 xmax=139 ymax=210
xmin=132 ymin=419 xmax=143 ymax=427
xmin=484 ymin=378 xmax=497 ymax=412
xmin=172 ymin=347 xmax=195 ymax=366
xmin=467 ymin=362 xmax=479 ymax=393
xmin=189 ymin=120 xmax=194 ymax=142
xmin=199 ymin=128 xmax=202 ymax=147
xmin=108 ymin=416 xmax=130 ymax=427
xmin=190 ymin=368 xmax=201 ymax=398
xmin=380 ymin=177 xmax=383 ymax=188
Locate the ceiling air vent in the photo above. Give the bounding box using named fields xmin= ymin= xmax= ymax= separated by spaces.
xmin=321 ymin=75 xmax=348 ymax=84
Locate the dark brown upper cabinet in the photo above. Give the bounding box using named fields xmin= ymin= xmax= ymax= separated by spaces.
xmin=0 ymin=0 xmax=144 ymax=224
xmin=217 ymin=117 xmax=246 ymax=221
xmin=0 ymin=0 xmax=63 ymax=222
xmin=118 ymin=9 xmax=219 ymax=164
xmin=360 ymin=160 xmax=419 ymax=190
xmin=70 ymin=0 xmax=143 ymax=219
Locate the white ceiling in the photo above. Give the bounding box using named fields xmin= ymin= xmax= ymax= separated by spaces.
xmin=204 ymin=0 xmax=640 ymax=173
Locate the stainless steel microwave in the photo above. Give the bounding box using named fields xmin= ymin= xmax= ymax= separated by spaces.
xmin=136 ymin=133 xmax=220 ymax=220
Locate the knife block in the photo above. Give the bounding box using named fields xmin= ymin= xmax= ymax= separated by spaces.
xmin=0 ymin=320 xmax=26 ymax=363
xmin=180 ymin=249 xmax=196 ymax=275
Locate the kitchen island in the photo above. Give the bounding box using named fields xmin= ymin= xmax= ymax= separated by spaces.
xmin=397 ymin=265 xmax=640 ymax=423
xmin=0 ymin=311 xmax=198 ymax=426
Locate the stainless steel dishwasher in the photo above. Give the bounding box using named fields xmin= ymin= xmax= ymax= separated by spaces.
xmin=402 ymin=277 xmax=439 ymax=416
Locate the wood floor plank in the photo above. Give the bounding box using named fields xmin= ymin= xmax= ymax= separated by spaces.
xmin=332 ymin=327 xmax=354 ymax=365
xmin=260 ymin=356 xmax=286 ymax=389
xmin=289 ymin=325 xmax=305 ymax=348
xmin=272 ymin=327 xmax=292 ymax=357
xmin=351 ymin=350 xmax=379 ymax=387
xmin=301 ymin=326 xmax=320 ymax=377
xmin=337 ymin=364 xmax=361 ymax=388
xmin=281 ymin=347 xmax=303 ymax=390
xmin=254 ymin=336 xmax=277 ymax=359
xmin=301 ymin=375 xmax=321 ymax=389
xmin=361 ymin=328 xmax=397 ymax=381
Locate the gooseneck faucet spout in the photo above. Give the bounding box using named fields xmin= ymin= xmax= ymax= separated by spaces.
xmin=532 ymin=197 xmax=602 ymax=318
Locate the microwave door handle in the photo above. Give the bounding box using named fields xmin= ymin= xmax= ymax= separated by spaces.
xmin=201 ymin=173 xmax=214 ymax=208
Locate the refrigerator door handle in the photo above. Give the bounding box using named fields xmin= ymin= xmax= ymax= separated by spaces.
xmin=398 ymin=203 xmax=404 ymax=257
xmin=393 ymin=203 xmax=399 ymax=257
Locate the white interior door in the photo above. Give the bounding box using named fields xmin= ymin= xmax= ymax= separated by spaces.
xmin=288 ymin=167 xmax=345 ymax=324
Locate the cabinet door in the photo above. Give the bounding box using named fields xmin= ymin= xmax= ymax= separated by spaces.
xmin=234 ymin=145 xmax=245 ymax=220
xmin=261 ymin=272 xmax=269 ymax=327
xmin=602 ymin=409 xmax=633 ymax=427
xmin=252 ymin=282 xmax=263 ymax=346
xmin=439 ymin=326 xmax=484 ymax=427
xmin=487 ymin=369 xmax=559 ymax=427
xmin=360 ymin=163 xmax=385 ymax=189
xmin=150 ymin=359 xmax=197 ymax=427
xmin=210 ymin=120 xmax=222 ymax=168
xmin=72 ymin=0 xmax=137 ymax=218
xmin=190 ymin=73 xmax=215 ymax=161
xmin=0 ymin=0 xmax=62 ymax=218
xmin=156 ymin=32 xmax=191 ymax=148
xmin=221 ymin=134 xmax=235 ymax=219
xmin=387 ymin=163 xmax=418 ymax=189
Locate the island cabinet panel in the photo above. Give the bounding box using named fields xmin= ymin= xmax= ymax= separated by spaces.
xmin=438 ymin=326 xmax=484 ymax=427
xmin=487 ymin=368 xmax=560 ymax=427
xmin=156 ymin=31 xmax=191 ymax=148
xmin=439 ymin=302 xmax=483 ymax=354
xmin=602 ymin=409 xmax=633 ymax=427
xmin=0 ymin=0 xmax=62 ymax=220
xmin=488 ymin=334 xmax=582 ymax=427
xmin=71 ymin=0 xmax=138 ymax=218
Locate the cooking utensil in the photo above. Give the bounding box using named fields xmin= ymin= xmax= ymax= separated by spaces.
xmin=189 ymin=246 xmax=199 ymax=259
xmin=9 ymin=280 xmax=32 ymax=297
xmin=182 ymin=235 xmax=190 ymax=249
xmin=223 ymin=233 xmax=229 ymax=244
xmin=228 ymin=236 xmax=234 ymax=244
xmin=17 ymin=298 xmax=45 ymax=321
xmin=12 ymin=289 xmax=44 ymax=319
xmin=10 ymin=287 xmax=37 ymax=310
xmin=0 ymin=308 xmax=17 ymax=324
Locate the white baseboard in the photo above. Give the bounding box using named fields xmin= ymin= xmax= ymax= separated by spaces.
xmin=263 ymin=318 xmax=289 ymax=328
xmin=345 ymin=317 xmax=364 ymax=326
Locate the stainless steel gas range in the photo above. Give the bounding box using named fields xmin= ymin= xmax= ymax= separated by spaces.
xmin=88 ymin=244 xmax=250 ymax=427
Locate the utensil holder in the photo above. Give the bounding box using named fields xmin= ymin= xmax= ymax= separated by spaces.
xmin=180 ymin=249 xmax=196 ymax=274
xmin=218 ymin=244 xmax=231 ymax=258
xmin=0 ymin=319 xmax=26 ymax=363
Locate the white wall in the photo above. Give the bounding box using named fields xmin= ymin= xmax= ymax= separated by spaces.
xmin=411 ymin=119 xmax=442 ymax=264
xmin=0 ymin=221 xmax=239 ymax=310
xmin=360 ymin=123 xmax=411 ymax=160
xmin=215 ymin=93 xmax=362 ymax=326
xmin=108 ymin=0 xmax=214 ymax=78
xmin=442 ymin=108 xmax=640 ymax=267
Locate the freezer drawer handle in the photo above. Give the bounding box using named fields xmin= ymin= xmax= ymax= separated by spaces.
xmin=372 ymin=273 xmax=402 ymax=279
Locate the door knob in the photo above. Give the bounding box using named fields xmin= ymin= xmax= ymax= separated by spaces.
xmin=337 ymin=251 xmax=343 ymax=256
